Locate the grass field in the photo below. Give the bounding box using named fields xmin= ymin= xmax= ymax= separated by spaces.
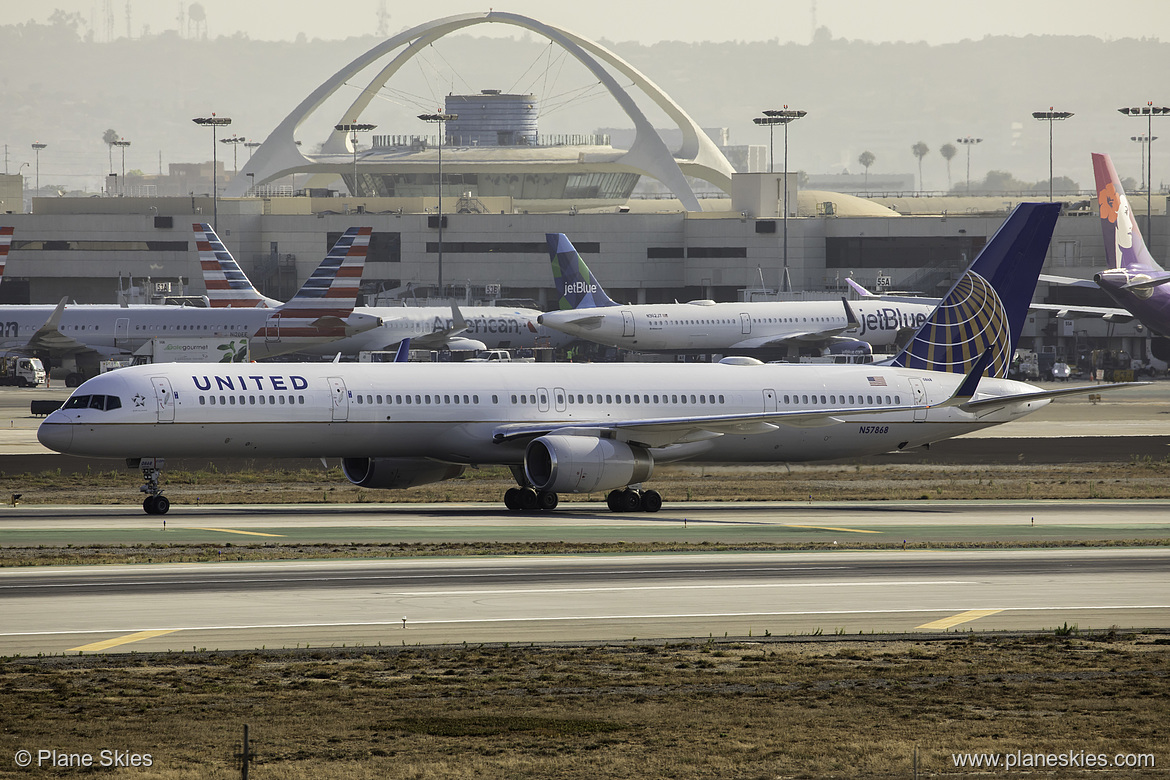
xmin=3 ymin=633 xmax=1166 ymax=778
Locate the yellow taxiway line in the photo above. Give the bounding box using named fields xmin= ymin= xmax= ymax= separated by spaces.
xmin=69 ymin=629 xmax=179 ymax=652
xmin=189 ymin=527 xmax=286 ymax=537
xmin=784 ymin=524 xmax=882 ymax=534
xmin=916 ymin=609 xmax=1005 ymax=630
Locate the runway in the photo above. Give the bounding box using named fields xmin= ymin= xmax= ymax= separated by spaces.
xmin=1 ymin=548 xmax=1166 ymax=656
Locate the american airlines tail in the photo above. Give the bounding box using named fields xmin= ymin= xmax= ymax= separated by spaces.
xmin=890 ymin=202 xmax=1061 ymax=378
xmin=194 ymin=222 xmax=282 ymax=308
xmin=547 ymin=233 xmax=618 ymax=310
xmin=1092 ymin=152 xmax=1166 ymax=275
xmin=258 ymin=226 xmax=373 ymax=340
xmin=0 ymin=225 xmax=12 ymax=282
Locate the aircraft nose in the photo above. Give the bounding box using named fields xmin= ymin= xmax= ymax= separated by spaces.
xmin=37 ymin=415 xmax=73 ymax=454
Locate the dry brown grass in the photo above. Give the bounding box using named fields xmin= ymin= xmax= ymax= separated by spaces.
xmin=2 ymin=634 xmax=1166 ymax=778
xmin=5 ymin=458 xmax=1170 ymax=506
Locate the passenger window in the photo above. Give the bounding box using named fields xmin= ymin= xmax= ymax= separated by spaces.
xmin=199 ymin=396 xmax=206 ymax=406
xmin=356 ymin=395 xmax=363 ymax=404
xmin=269 ymin=395 xmax=275 ymax=405
xmin=279 ymin=396 xmax=285 ymax=405
xmin=219 ymin=395 xmax=226 ymax=405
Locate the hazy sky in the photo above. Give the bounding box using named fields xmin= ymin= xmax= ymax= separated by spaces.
xmin=5 ymin=0 xmax=1170 ymax=44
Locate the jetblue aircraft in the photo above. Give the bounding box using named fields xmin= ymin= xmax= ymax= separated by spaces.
xmin=40 ymin=203 xmax=1139 ymax=515
xmin=536 ymin=234 xmax=938 ymax=358
xmin=0 ymin=228 xmax=382 ymax=385
xmin=194 ymin=223 xmax=564 ymax=354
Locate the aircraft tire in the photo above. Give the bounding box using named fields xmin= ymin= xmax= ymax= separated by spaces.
xmin=154 ymin=496 xmax=170 ymax=514
xmin=618 ymin=489 xmax=642 ymax=513
xmin=143 ymin=496 xmax=158 ymax=514
xmin=504 ymin=487 xmax=522 ymax=511
xmin=640 ymin=490 xmax=662 ymax=513
xmin=65 ymin=374 xmax=83 ymax=388
xmin=537 ymin=490 xmax=559 ymax=511
xmin=518 ymin=487 xmax=539 ymax=512
xmin=606 ymin=490 xmax=624 ymax=512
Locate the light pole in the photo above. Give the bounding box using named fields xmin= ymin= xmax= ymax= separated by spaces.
xmin=245 ymin=141 xmax=261 ymax=159
xmin=1118 ymin=104 xmax=1170 ymax=236
xmin=192 ymin=114 xmax=232 ymax=230
xmin=418 ymin=112 xmax=457 ymax=295
xmin=219 ymin=135 xmax=246 ymax=176
xmin=957 ymin=137 xmax=982 ymax=194
xmin=111 ymin=139 xmax=130 ymax=196
xmin=1031 ymin=109 xmax=1073 ymax=201
xmin=1131 ymin=135 xmax=1157 ymax=190
xmin=31 ymin=142 xmax=46 ymax=196
xmin=334 ymin=123 xmax=377 ymax=198
xmin=756 ymin=107 xmax=806 ymax=293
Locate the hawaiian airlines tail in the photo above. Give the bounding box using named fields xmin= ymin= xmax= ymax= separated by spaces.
xmin=890 ymin=202 xmax=1061 ymax=377
xmin=194 ymin=222 xmax=282 ymax=308
xmin=547 ymin=233 xmax=618 ymax=310
xmin=1092 ymin=152 xmax=1170 ymax=281
xmin=0 ymin=226 xmax=12 ymax=283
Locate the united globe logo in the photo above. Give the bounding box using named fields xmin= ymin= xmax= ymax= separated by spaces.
xmin=900 ymin=271 xmax=1010 ymax=377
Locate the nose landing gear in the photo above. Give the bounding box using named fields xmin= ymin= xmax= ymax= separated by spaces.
xmin=134 ymin=457 xmax=170 ymax=515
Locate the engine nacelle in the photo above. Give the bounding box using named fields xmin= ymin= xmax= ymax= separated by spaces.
xmin=341 ymin=457 xmax=466 ymax=489
xmin=524 ymin=435 xmax=653 ymax=494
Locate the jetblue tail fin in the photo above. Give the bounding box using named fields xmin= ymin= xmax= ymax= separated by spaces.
xmin=890 ymin=202 xmax=1061 ymax=377
xmin=0 ymin=226 xmax=12 ymax=283
xmin=546 ymin=233 xmax=618 ymax=310
xmin=1093 ymin=152 xmax=1166 ymax=274
xmin=194 ymin=223 xmax=282 ymax=308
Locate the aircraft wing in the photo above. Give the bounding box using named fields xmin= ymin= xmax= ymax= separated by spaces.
xmin=23 ymin=299 xmax=95 ymax=355
xmin=1039 ymin=273 xmax=1100 ymax=290
xmin=1028 ymin=302 xmax=1134 ymax=322
xmin=729 ymin=299 xmax=858 ymax=349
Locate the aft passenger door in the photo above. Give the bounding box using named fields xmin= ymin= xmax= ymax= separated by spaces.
xmin=328 ymin=377 xmax=348 ymax=421
xmin=151 ymin=376 xmax=175 ymax=423
xmin=763 ymin=388 xmax=778 ymax=412
xmin=740 ymin=313 xmax=751 ymax=335
xmin=115 ymin=318 xmax=130 ymax=346
xmin=265 ymin=312 xmax=282 ymax=344
xmin=621 ymin=310 xmax=635 ymax=338
xmin=909 ymin=378 xmax=928 ymax=422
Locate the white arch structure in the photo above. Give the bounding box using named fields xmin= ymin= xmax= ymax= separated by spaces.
xmin=225 ymin=11 xmax=734 ymax=211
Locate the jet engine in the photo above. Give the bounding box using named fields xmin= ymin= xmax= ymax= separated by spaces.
xmin=824 ymin=339 xmax=874 ymax=358
xmin=524 ymin=435 xmax=653 ymax=494
xmin=341 ymin=457 xmax=466 ymax=489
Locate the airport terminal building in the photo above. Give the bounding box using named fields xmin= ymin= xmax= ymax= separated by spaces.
xmin=1 ymin=11 xmax=1162 ymax=367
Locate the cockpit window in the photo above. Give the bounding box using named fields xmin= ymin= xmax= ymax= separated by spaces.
xmin=63 ymin=394 xmax=122 ymax=411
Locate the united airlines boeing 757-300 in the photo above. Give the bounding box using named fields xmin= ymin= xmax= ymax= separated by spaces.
xmin=39 ymin=203 xmax=1142 ymax=514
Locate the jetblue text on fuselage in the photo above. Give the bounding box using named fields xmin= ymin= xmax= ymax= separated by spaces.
xmin=191 ymin=375 xmax=309 ymax=392
xmin=857 ymin=308 xmax=928 ymax=336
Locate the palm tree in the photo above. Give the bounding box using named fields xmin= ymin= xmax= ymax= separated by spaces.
xmin=911 ymin=142 xmax=929 ymax=191
xmin=102 ymin=129 xmax=119 ymax=175
xmin=858 ymin=151 xmax=875 ymax=193
xmin=940 ymin=143 xmax=957 ymax=190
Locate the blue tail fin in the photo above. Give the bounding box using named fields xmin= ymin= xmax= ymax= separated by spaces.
xmin=890 ymin=202 xmax=1061 ymax=377
xmin=546 ymin=233 xmax=618 ymax=310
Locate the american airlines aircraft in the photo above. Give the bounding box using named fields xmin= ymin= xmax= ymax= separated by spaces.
xmin=194 ymin=223 xmax=564 ymax=354
xmin=0 ymin=227 xmax=382 ymax=385
xmin=40 ymin=203 xmax=1138 ymax=515
xmin=536 ymin=234 xmax=938 ymax=358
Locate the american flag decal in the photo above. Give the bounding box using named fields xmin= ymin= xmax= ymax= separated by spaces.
xmin=867 ymin=376 xmax=887 ymax=386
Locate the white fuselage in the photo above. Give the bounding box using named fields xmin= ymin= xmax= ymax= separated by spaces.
xmin=39 ymin=361 xmax=1048 ymax=469
xmin=0 ymin=304 xmax=381 ymax=361
xmin=537 ymin=299 xmax=935 ymax=352
xmin=295 ymin=305 xmax=567 ymax=355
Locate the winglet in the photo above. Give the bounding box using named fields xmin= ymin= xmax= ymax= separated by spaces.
xmin=546 ymin=233 xmax=618 ymax=310
xmin=393 ymin=338 xmax=411 ymax=362
xmin=845 ymin=277 xmax=874 ymax=298
xmin=952 ymin=349 xmax=994 ymax=404
xmin=841 ymin=297 xmax=860 ymax=331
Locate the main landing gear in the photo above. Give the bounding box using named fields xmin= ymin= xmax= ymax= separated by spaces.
xmin=501 ymin=485 xmax=662 ymax=513
xmin=135 ymin=457 xmax=171 ymax=515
